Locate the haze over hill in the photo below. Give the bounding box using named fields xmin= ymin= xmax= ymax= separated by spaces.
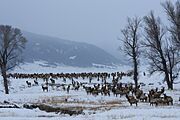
xmin=22 ymin=31 xmax=124 ymax=67
xmin=0 ymin=0 xmax=168 ymax=59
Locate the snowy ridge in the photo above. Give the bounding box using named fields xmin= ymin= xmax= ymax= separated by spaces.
xmin=22 ymin=31 xmax=121 ymax=67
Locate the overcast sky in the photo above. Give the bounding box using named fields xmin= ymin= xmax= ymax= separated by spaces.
xmin=0 ymin=0 xmax=170 ymax=58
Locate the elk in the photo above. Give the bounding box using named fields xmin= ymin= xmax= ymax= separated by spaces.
xmin=50 ymin=78 xmax=55 ymax=84
xmin=34 ymin=80 xmax=39 ymax=86
xmin=163 ymin=94 xmax=173 ymax=105
xmin=26 ymin=81 xmax=31 ymax=87
xmin=42 ymin=85 xmax=48 ymax=92
xmin=126 ymin=94 xmax=138 ymax=106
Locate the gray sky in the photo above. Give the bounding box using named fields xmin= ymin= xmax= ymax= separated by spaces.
xmin=0 ymin=0 xmax=168 ymax=58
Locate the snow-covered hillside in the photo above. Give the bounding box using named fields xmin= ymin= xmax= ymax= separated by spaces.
xmin=0 ymin=62 xmax=180 ymax=120
xmin=22 ymin=31 xmax=122 ymax=67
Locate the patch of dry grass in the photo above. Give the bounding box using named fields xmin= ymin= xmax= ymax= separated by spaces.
xmin=152 ymin=115 xmax=178 ymax=118
xmin=36 ymin=96 xmax=123 ymax=112
xmin=107 ymin=114 xmax=135 ymax=119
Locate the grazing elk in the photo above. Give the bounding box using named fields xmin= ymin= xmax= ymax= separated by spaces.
xmin=126 ymin=94 xmax=138 ymax=106
xmin=139 ymin=93 xmax=148 ymax=102
xmin=149 ymin=96 xmax=158 ymax=106
xmin=83 ymin=86 xmax=92 ymax=95
xmin=26 ymin=81 xmax=31 ymax=87
xmin=34 ymin=80 xmax=39 ymax=86
xmin=101 ymin=85 xmax=110 ymax=96
xmin=153 ymin=87 xmax=165 ymax=98
xmin=67 ymin=85 xmax=70 ymax=93
xmin=148 ymin=87 xmax=171 ymax=106
xmin=113 ymin=89 xmax=129 ymax=97
xmin=134 ymin=89 xmax=143 ymax=99
xmin=42 ymin=85 xmax=48 ymax=92
xmin=163 ymin=94 xmax=173 ymax=105
xmin=50 ymin=78 xmax=55 ymax=84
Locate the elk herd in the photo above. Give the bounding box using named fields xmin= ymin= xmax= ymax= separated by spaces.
xmin=7 ymin=71 xmax=176 ymax=107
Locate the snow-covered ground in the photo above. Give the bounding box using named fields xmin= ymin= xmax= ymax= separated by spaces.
xmin=0 ymin=61 xmax=180 ymax=120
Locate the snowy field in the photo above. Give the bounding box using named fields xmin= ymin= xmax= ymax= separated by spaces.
xmin=0 ymin=61 xmax=180 ymax=120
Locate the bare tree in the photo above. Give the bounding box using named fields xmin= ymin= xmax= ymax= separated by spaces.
xmin=162 ymin=1 xmax=180 ymax=49
xmin=143 ymin=11 xmax=173 ymax=90
xmin=120 ymin=17 xmax=141 ymax=88
xmin=165 ymin=42 xmax=180 ymax=89
xmin=161 ymin=1 xmax=180 ymax=88
xmin=0 ymin=25 xmax=27 ymax=94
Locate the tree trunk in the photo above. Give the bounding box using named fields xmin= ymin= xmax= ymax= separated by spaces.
xmin=169 ymin=71 xmax=174 ymax=90
xmin=165 ymin=67 xmax=173 ymax=90
xmin=160 ymin=49 xmax=173 ymax=90
xmin=133 ymin=56 xmax=138 ymax=88
xmin=165 ymin=71 xmax=173 ymax=90
xmin=169 ymin=82 xmax=173 ymax=90
xmin=2 ymin=70 xmax=9 ymax=94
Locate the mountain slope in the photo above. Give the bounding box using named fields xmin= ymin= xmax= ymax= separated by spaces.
xmin=22 ymin=31 xmax=121 ymax=67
